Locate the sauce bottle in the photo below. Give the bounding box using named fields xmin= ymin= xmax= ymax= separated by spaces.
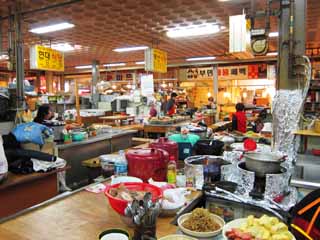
xmin=167 ymin=160 xmax=177 ymax=184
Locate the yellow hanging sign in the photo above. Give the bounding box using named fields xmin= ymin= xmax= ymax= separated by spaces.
xmin=30 ymin=45 xmax=64 ymax=72
xmin=145 ymin=48 xmax=167 ymax=73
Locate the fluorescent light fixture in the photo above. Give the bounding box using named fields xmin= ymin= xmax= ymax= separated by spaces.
xmin=269 ymin=32 xmax=279 ymax=37
xmin=266 ymin=52 xmax=278 ymax=56
xmin=51 ymin=43 xmax=75 ymax=52
xmin=0 ymin=54 xmax=9 ymax=60
xmin=75 ymin=65 xmax=92 ymax=69
xmin=167 ymin=24 xmax=220 ymax=38
xmin=103 ymin=63 xmax=126 ymax=67
xmin=30 ymin=22 xmax=74 ymax=34
xmin=113 ymin=46 xmax=148 ymax=52
xmin=135 ymin=61 xmax=145 ymax=65
xmin=186 ymin=56 xmax=216 ymax=61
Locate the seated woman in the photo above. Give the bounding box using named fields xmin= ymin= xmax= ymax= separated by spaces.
xmin=33 ymin=104 xmax=54 ymax=124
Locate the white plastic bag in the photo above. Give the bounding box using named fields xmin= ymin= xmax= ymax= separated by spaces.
xmin=0 ymin=135 xmax=8 ymax=175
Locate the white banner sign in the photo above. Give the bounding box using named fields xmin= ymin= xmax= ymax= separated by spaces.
xmin=140 ymin=74 xmax=154 ymax=96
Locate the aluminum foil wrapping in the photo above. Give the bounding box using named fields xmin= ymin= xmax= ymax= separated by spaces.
xmin=223 ymin=151 xmax=242 ymax=164
xmin=237 ymin=163 xmax=255 ymax=196
xmin=272 ymin=89 xmax=303 ymax=164
xmin=221 ymin=164 xmax=238 ymax=182
xmin=265 ymin=171 xmax=290 ymax=199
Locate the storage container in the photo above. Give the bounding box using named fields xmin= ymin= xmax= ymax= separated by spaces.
xmin=149 ymin=137 xmax=178 ymax=162
xmin=126 ymin=148 xmax=169 ymax=182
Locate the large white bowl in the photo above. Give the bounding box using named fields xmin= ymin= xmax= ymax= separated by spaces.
xmin=222 ymin=218 xmax=296 ymax=240
xmin=158 ymin=234 xmax=197 ymax=240
xmin=178 ymin=212 xmax=225 ymax=238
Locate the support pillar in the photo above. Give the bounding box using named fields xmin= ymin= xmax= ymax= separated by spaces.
xmin=45 ymin=71 xmax=53 ymax=93
xmin=60 ymin=74 xmax=65 ymax=91
xmin=14 ymin=4 xmax=24 ymax=109
xmin=91 ymin=60 xmax=100 ymax=109
xmin=213 ymin=65 xmax=219 ymax=122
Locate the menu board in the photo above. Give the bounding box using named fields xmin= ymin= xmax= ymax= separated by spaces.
xmin=145 ymin=48 xmax=167 ymax=73
xmin=30 ymin=45 xmax=64 ymax=72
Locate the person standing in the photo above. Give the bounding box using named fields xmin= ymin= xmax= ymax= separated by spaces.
xmin=149 ymin=102 xmax=158 ymax=118
xmin=166 ymin=92 xmax=178 ymax=116
xmin=232 ymin=103 xmax=247 ymax=133
xmin=207 ymin=97 xmax=216 ymax=110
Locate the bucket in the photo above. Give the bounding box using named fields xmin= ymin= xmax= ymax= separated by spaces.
xmin=194 ymin=140 xmax=224 ymax=156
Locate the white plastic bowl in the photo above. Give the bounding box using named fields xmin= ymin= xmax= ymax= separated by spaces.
xmin=110 ymin=176 xmax=143 ymax=185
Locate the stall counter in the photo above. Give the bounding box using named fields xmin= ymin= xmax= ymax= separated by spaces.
xmin=0 ymin=183 xmax=179 ymax=240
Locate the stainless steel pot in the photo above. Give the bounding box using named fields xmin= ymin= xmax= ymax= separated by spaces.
xmin=244 ymin=152 xmax=285 ymax=177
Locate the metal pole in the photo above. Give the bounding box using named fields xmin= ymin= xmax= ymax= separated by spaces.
xmin=213 ymin=65 xmax=219 ymax=122
xmin=8 ymin=7 xmax=14 ymax=71
xmin=0 ymin=18 xmax=2 ymax=54
xmin=277 ymin=0 xmax=292 ymax=90
xmin=293 ymin=0 xmax=306 ymax=84
xmin=15 ymin=3 xmax=25 ymax=110
xmin=91 ymin=60 xmax=100 ymax=109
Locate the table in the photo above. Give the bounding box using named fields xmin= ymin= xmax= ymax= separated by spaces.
xmin=144 ymin=121 xmax=190 ymax=138
xmin=100 ymin=115 xmax=135 ymax=126
xmin=293 ymin=129 xmax=320 ymax=153
xmin=0 ymin=184 xmax=200 ymax=240
xmin=55 ymin=130 xmax=136 ymax=189
xmin=0 ymin=168 xmax=67 ymax=220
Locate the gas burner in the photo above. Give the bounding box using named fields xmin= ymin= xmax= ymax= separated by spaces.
xmin=237 ymin=162 xmax=289 ymax=200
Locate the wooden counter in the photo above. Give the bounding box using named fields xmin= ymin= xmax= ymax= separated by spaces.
xmin=0 ymin=168 xmax=67 ymax=220
xmin=0 ymin=185 xmax=179 ymax=240
xmin=293 ymin=129 xmax=320 ymax=153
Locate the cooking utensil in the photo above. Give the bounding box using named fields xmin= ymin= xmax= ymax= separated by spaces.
xmin=244 ymin=152 xmax=286 ymax=177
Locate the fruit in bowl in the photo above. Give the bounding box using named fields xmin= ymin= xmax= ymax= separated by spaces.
xmin=224 ymin=215 xmax=295 ymax=240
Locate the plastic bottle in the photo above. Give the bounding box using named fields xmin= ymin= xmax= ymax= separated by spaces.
xmin=115 ymin=150 xmax=128 ymax=176
xmin=167 ymin=160 xmax=177 ymax=184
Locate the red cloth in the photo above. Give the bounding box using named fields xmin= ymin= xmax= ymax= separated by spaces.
xmin=235 ymin=111 xmax=247 ymax=133
xmin=167 ymin=104 xmax=176 ymax=116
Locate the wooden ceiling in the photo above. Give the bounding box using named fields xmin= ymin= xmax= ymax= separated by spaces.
xmin=0 ymin=0 xmax=319 ymax=70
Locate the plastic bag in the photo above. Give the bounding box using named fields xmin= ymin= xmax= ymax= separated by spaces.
xmin=0 ymin=136 xmax=8 ymax=175
xmin=12 ymin=122 xmax=53 ymax=146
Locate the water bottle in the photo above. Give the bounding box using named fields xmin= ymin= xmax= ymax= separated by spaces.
xmin=115 ymin=150 xmax=128 ymax=176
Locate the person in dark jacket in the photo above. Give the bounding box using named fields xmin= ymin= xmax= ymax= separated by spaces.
xmin=33 ymin=104 xmax=53 ymax=124
xmin=232 ymin=103 xmax=247 ymax=133
xmin=166 ymin=92 xmax=178 ymax=116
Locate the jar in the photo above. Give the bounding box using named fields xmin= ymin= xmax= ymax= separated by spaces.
xmin=176 ymin=169 xmax=186 ymax=187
